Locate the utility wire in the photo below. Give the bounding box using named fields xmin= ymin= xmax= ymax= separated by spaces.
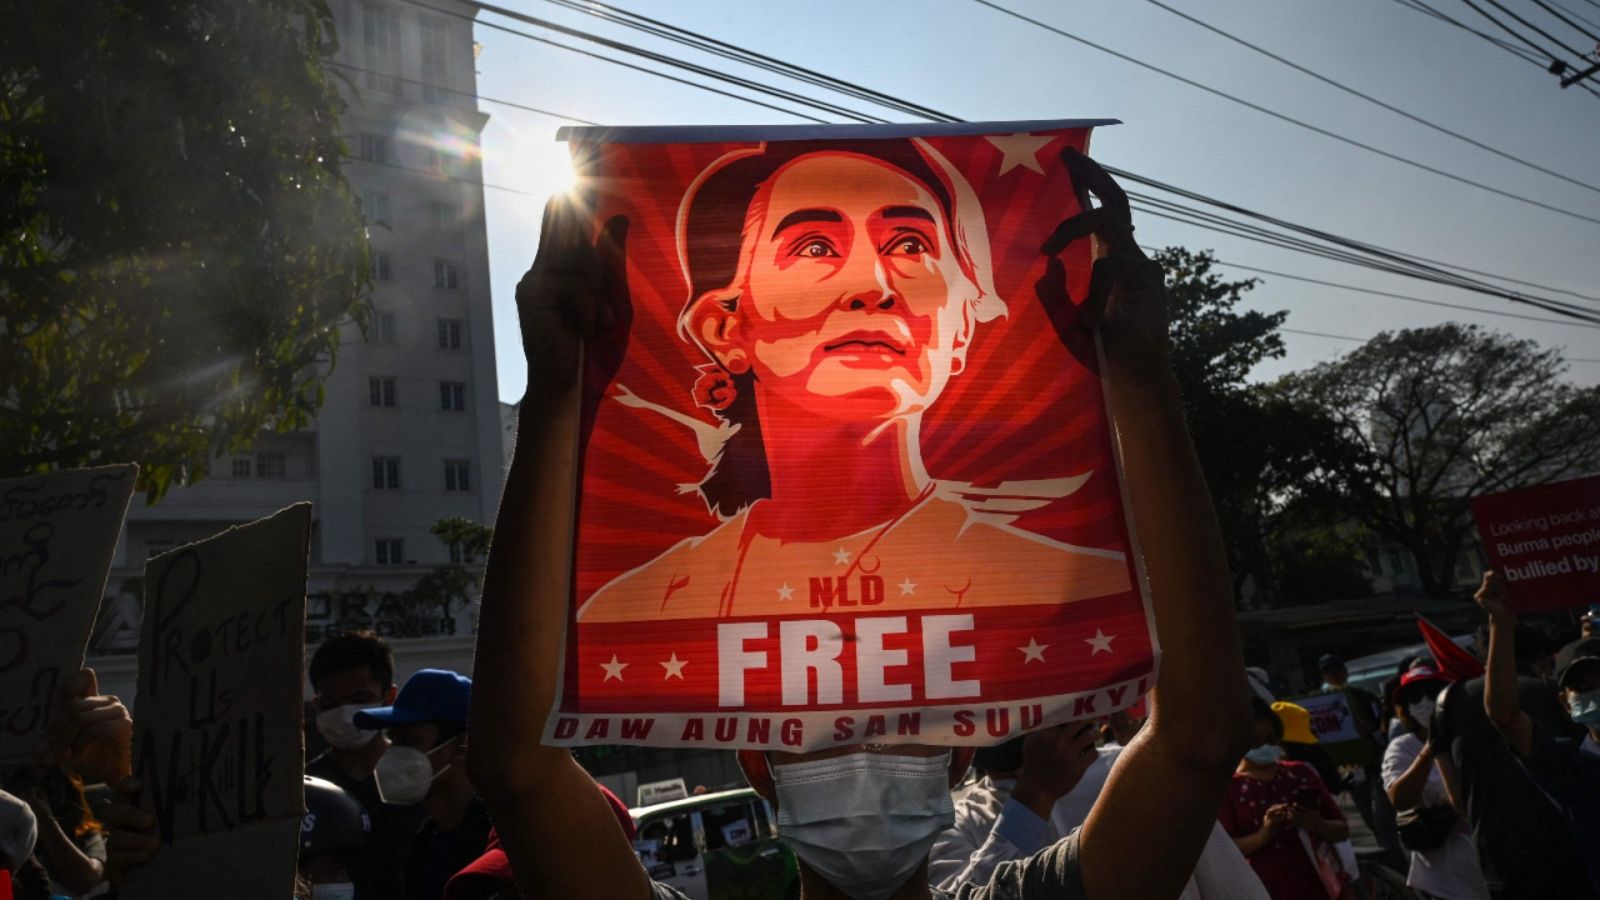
xmin=1477 ymin=0 xmax=1595 ymax=58
xmin=1142 ymin=0 xmax=1600 ymax=195
xmin=426 ymin=0 xmax=1600 ymax=324
xmin=530 ymin=0 xmax=959 ymax=122
xmin=1388 ymin=0 xmax=1600 ymax=98
xmin=330 ymin=61 xmax=599 ymax=125
xmin=397 ymin=0 xmax=879 ymax=123
xmin=1532 ymin=0 xmax=1600 ymax=45
xmin=970 ymin=0 xmax=1600 ymax=226
xmin=1550 ymin=0 xmax=1600 ymax=30
xmin=394 ymin=0 xmax=833 ymax=123
xmin=464 ymin=0 xmax=1600 ymax=309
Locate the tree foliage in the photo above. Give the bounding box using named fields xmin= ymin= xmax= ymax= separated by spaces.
xmin=1154 ymin=247 xmax=1293 ymax=595
xmin=1 ymin=0 xmax=369 ymax=498
xmin=1275 ymin=323 xmax=1600 ymax=597
xmin=400 ymin=518 xmax=494 ymax=619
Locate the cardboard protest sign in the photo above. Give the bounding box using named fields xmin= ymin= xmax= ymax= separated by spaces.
xmin=0 ymin=465 xmax=137 ymax=767
xmin=122 ymin=504 xmax=310 ymax=900
xmin=1472 ymin=474 xmax=1600 ymax=613
xmin=545 ymin=120 xmax=1155 ymax=752
xmin=1288 ymin=692 xmax=1373 ymax=767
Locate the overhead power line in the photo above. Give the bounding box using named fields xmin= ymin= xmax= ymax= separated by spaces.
xmin=969 ymin=0 xmax=1600 ymax=227
xmin=1141 ymin=0 xmax=1600 ymax=196
xmin=416 ymin=0 xmax=1600 ymax=326
xmin=1384 ymin=0 xmax=1600 ymax=98
xmin=1476 ymin=0 xmax=1595 ymax=59
xmin=1532 ymin=0 xmax=1600 ymax=45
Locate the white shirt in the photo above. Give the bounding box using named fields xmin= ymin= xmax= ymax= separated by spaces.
xmin=1381 ymin=732 xmax=1491 ymax=900
xmin=930 ymin=747 xmax=1267 ymax=900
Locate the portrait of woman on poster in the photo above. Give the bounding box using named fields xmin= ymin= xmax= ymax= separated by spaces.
xmin=577 ymin=138 xmax=1131 ymax=623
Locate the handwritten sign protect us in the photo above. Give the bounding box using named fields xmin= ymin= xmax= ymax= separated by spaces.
xmin=122 ymin=504 xmax=311 ymax=900
xmin=0 ymin=465 xmax=137 ymax=766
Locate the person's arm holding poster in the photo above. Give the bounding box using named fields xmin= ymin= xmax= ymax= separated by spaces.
xmin=1042 ymin=150 xmax=1255 ymax=900
xmin=1474 ymin=570 xmax=1534 ymax=757
xmin=467 ymin=201 xmax=650 ymax=900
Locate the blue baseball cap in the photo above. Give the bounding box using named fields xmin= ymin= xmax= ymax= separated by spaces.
xmin=354 ymin=668 xmax=471 ymax=728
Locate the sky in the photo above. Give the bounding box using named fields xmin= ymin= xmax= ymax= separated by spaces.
xmin=464 ymin=0 xmax=1600 ymax=402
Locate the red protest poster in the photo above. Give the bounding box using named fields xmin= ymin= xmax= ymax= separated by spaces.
xmin=546 ymin=120 xmax=1155 ymax=751
xmin=1472 ymin=474 xmax=1600 ymax=613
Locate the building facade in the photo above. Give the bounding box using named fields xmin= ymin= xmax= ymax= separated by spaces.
xmin=93 ymin=0 xmax=500 ymax=695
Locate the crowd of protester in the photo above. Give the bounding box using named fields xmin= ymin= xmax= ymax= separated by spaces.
xmin=2 ymin=158 xmax=1597 ymax=900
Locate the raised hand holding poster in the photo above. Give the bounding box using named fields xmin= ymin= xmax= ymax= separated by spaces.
xmin=122 ymin=503 xmax=311 ymax=900
xmin=0 ymin=465 xmax=137 ymax=766
xmin=1472 ymin=474 xmax=1600 ymax=613
xmin=546 ymin=121 xmax=1156 ymax=752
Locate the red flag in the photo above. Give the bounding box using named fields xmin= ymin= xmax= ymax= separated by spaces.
xmin=1416 ymin=614 xmax=1484 ymax=682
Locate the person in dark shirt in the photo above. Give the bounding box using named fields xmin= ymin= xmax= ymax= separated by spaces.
xmin=356 ymin=668 xmax=489 ymax=900
xmin=306 ymin=630 xmax=426 ymax=899
xmin=1475 ymin=572 xmax=1600 ymax=897
xmin=469 ymin=151 xmax=1255 ymax=900
xmin=1430 ymin=573 xmax=1593 ymax=900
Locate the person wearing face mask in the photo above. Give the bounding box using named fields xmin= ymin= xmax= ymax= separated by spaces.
xmin=469 ymin=150 xmax=1255 ymax=900
xmin=298 ymin=776 xmax=373 ymax=900
xmin=306 ymin=631 xmax=422 ymax=900
xmin=353 ymin=668 xmax=487 ymax=900
xmin=1475 ymin=571 xmax=1600 ymax=897
xmin=1380 ymin=665 xmax=1489 ymax=900
xmin=1220 ymin=698 xmax=1350 ymax=900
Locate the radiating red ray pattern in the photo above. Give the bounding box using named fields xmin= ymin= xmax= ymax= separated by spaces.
xmin=552 ymin=126 xmax=1154 ymax=746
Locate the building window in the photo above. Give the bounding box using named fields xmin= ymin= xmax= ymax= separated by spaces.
xmin=423 ymin=148 xmax=445 ymax=175
xmin=371 ymin=456 xmax=401 ymax=490
xmin=358 ymin=133 xmax=389 ymax=164
xmin=255 ymin=452 xmax=287 ymax=479
xmin=433 ymin=259 xmax=460 ymax=290
xmin=444 ymin=459 xmax=471 ymax=492
xmin=372 ymin=311 xmax=397 ymax=344
xmin=375 ymin=538 xmax=405 ymax=565
xmin=437 ymin=318 xmax=463 ymax=349
xmin=420 ymin=18 xmax=450 ymax=103
xmin=370 ymin=251 xmax=392 ymax=281
xmin=362 ymin=190 xmax=391 ymax=226
xmin=231 ymin=457 xmax=252 ymax=478
xmin=448 ymin=542 xmax=476 ymax=564
xmin=439 ymin=381 xmax=466 ymax=412
xmin=362 ymin=2 xmax=402 ymax=94
xmin=429 ymin=200 xmax=453 ymax=235
xmin=368 ymin=376 xmax=397 ymax=408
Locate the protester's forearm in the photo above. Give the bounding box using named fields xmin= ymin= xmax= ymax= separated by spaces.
xmin=469 ymin=392 xmax=583 ymax=789
xmin=35 ymin=812 xmax=103 ymax=893
xmin=1107 ymin=372 xmax=1250 ymax=764
xmin=1482 ymin=615 xmax=1520 ymax=727
xmin=1386 ymin=749 xmax=1433 ymax=811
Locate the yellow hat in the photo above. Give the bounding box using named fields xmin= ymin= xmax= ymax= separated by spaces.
xmin=1272 ymin=701 xmax=1318 ymax=745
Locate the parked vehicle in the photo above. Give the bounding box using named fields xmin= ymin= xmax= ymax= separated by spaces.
xmin=1345 ymin=633 xmax=1475 ymax=697
xmin=632 ymin=787 xmax=800 ymax=900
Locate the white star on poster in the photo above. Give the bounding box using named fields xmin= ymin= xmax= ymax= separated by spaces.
xmin=660 ymin=653 xmax=688 ymax=680
xmin=776 ymin=583 xmax=795 ymax=601
xmin=987 ymin=133 xmax=1054 ymax=175
xmin=601 ymin=654 xmax=629 ymax=681
xmin=833 ymin=546 xmax=851 ymax=565
xmin=898 ymin=576 xmax=918 ymax=596
xmin=1019 ymin=637 xmax=1048 ymax=664
xmin=1085 ymin=629 xmax=1116 ymax=655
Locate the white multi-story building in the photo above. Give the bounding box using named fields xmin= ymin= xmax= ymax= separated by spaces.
xmin=93 ymin=0 xmax=500 ymax=693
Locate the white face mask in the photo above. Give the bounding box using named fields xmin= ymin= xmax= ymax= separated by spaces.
xmin=373 ymin=738 xmax=457 ymax=805
xmin=315 ymin=704 xmax=380 ymax=751
xmin=772 ymin=751 xmax=954 ymax=900
xmin=1407 ymin=698 xmax=1436 ymax=727
xmin=311 ymin=884 xmax=355 ymax=900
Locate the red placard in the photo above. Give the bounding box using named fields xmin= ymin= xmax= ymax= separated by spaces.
xmin=545 ymin=120 xmax=1156 ymax=751
xmin=1471 ymin=474 xmax=1600 ymax=613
